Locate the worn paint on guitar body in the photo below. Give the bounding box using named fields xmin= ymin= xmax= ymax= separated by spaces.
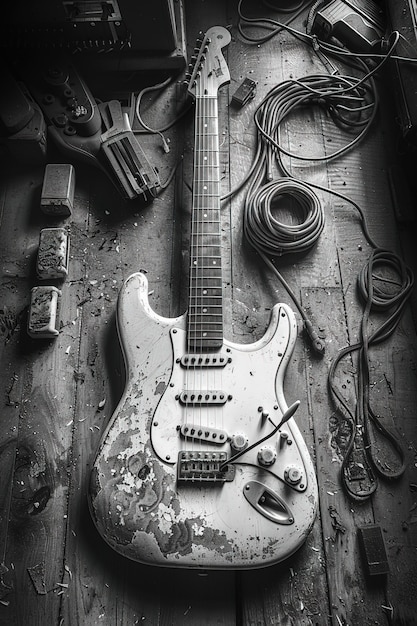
xmin=88 ymin=272 xmax=317 ymax=568
xmin=88 ymin=26 xmax=317 ymax=568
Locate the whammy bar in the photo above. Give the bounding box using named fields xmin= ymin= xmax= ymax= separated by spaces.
xmin=20 ymin=57 xmax=160 ymax=202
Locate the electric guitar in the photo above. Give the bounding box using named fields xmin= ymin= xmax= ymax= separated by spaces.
xmin=88 ymin=26 xmax=318 ymax=569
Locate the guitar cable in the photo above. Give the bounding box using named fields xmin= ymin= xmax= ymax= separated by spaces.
xmin=220 ymin=401 xmax=300 ymax=471
xmin=328 ymin=248 xmax=414 ymax=501
xmin=225 ymin=9 xmax=414 ymax=498
xmin=128 ymin=15 xmax=413 ymax=499
xmin=224 ymin=65 xmax=381 ymax=356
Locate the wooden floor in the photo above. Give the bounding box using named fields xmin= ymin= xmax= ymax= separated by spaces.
xmin=1 ymin=0 xmax=417 ymax=624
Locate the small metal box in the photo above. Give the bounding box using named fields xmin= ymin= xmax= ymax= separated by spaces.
xmin=358 ymin=525 xmax=389 ymax=578
xmin=40 ymin=163 xmax=75 ymax=216
xmin=27 ymin=286 xmax=61 ymax=339
xmin=36 ymin=227 xmax=70 ymax=280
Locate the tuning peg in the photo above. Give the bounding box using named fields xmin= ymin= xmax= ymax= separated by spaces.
xmin=195 ymin=31 xmax=205 ymax=46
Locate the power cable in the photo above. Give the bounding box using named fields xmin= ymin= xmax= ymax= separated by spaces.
xmin=227 ymin=5 xmax=414 ymax=498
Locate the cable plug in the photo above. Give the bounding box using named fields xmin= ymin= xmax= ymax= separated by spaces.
xmin=304 ymin=319 xmax=325 ymax=356
xmin=160 ymin=134 xmax=170 ymax=153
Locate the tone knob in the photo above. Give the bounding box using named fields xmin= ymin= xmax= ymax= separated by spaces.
xmin=257 ymin=446 xmax=277 ymax=467
xmin=284 ymin=466 xmax=303 ymax=485
xmin=230 ymin=432 xmax=248 ymax=452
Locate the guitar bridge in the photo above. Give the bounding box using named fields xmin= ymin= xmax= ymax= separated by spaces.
xmin=177 ymin=451 xmax=235 ymax=483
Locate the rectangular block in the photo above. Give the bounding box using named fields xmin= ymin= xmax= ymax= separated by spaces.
xmin=358 ymin=525 xmax=389 ymax=578
xmin=27 ymin=286 xmax=61 ymax=339
xmin=36 ymin=227 xmax=69 ymax=279
xmin=40 ymin=163 xmax=75 ymax=216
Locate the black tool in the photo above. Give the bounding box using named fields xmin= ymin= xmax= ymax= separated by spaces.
xmin=20 ymin=56 xmax=160 ymax=202
xmin=231 ymin=78 xmax=257 ymax=107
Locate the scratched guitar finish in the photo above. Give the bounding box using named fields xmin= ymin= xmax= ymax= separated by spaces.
xmin=88 ymin=26 xmax=318 ymax=569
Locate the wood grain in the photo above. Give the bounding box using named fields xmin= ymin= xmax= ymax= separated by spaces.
xmin=0 ymin=0 xmax=416 ymax=624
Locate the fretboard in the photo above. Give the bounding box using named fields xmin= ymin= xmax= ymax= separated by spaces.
xmin=188 ymin=95 xmax=223 ymax=352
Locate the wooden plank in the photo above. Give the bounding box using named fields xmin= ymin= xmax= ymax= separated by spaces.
xmin=303 ymin=287 xmax=382 ymax=626
xmin=0 ymin=165 xmax=83 ymax=625
xmin=225 ymin=10 xmax=331 ymax=623
xmin=0 ymin=0 xmax=416 ymax=624
xmin=58 ymin=1 xmax=237 ymax=617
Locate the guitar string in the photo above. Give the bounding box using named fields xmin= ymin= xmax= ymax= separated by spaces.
xmin=210 ymin=93 xmax=223 ymax=442
xmin=211 ymin=93 xmax=222 ymax=440
xmin=188 ymin=77 xmax=224 ymax=461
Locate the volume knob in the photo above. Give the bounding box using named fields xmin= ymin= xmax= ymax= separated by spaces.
xmin=284 ymin=466 xmax=303 ymax=485
xmin=257 ymin=446 xmax=277 ymax=467
xmin=230 ymin=433 xmax=248 ymax=452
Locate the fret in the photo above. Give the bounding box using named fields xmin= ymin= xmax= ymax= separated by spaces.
xmin=189 ymin=310 xmax=223 ymax=318
xmin=189 ymin=328 xmax=223 ymax=335
xmin=195 ymin=138 xmax=219 ymax=150
xmin=190 ymin=266 xmax=222 ymax=272
xmin=189 ymin=304 xmax=223 ymax=310
xmin=188 ymin=333 xmax=223 ymax=342
xmin=190 ymin=278 xmax=223 ymax=285
xmin=189 ymin=288 xmax=222 ymax=297
xmin=187 ymin=306 xmax=223 ymax=314
xmin=192 ymin=204 xmax=221 ymax=213
xmin=189 ymin=323 xmax=223 ymax=331
xmin=194 ymin=182 xmax=220 ymax=191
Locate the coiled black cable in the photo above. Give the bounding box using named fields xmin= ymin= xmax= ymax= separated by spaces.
xmin=231 ymin=67 xmax=378 ymax=355
xmin=244 ymin=178 xmax=324 ymax=257
xmin=228 ymin=5 xmax=414 ymax=499
xmin=328 ymin=248 xmax=414 ymax=500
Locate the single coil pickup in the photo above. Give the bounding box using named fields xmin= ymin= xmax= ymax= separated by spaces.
xmin=178 ymin=391 xmax=228 ymax=406
xmin=179 ymin=353 xmax=231 ymax=368
xmin=177 ymin=451 xmax=235 ymax=483
xmin=179 ymin=423 xmax=228 ymax=444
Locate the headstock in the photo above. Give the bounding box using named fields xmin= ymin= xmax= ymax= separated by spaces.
xmin=187 ymin=26 xmax=231 ymax=99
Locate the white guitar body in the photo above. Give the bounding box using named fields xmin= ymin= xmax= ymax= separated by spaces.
xmin=89 ymin=272 xmax=317 ymax=568
xmin=88 ymin=26 xmax=317 ymax=568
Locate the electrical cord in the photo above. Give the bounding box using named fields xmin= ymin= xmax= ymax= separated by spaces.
xmin=133 ymin=77 xmax=193 ymax=191
xmin=228 ymin=5 xmax=415 ymax=499
xmin=238 ymin=0 xmax=417 ymax=66
xmin=243 ymin=174 xmax=326 ymax=354
xmin=220 ymin=401 xmax=300 ymax=471
xmin=227 ymin=62 xmax=381 ymax=355
xmin=328 ymin=248 xmax=414 ymax=501
xmin=262 ymin=0 xmax=306 ymax=12
xmin=237 ymin=0 xmax=315 ymax=45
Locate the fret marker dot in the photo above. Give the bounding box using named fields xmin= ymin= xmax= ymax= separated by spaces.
xmin=203 ymin=289 xmax=207 ymax=294
xmin=203 ymin=308 xmax=207 ymax=313
xmin=213 ymin=261 xmax=217 ymax=265
xmin=204 ymin=156 xmax=207 ymax=161
xmin=203 ymin=185 xmax=207 ymax=190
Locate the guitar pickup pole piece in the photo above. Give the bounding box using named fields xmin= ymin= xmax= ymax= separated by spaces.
xmin=179 ymin=424 xmax=228 ymax=444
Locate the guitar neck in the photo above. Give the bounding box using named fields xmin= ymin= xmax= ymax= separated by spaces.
xmin=188 ymin=95 xmax=223 ymax=352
